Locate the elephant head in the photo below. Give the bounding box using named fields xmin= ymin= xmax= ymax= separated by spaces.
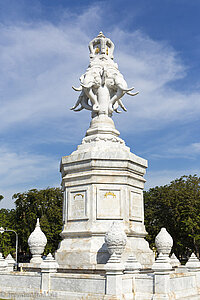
xmin=105 ymin=69 xmax=139 ymax=114
xmin=79 ymin=67 xmax=103 ymax=112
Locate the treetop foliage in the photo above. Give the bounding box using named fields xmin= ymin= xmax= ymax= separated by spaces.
xmin=0 ymin=175 xmax=199 ymax=262
xmin=0 ymin=187 xmax=63 ymax=260
xmin=144 ymin=174 xmax=200 ymax=259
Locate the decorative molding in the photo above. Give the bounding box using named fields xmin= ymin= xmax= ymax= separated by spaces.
xmin=82 ymin=135 xmax=125 ymax=145
xmin=125 ymin=254 xmax=142 ymax=273
xmin=186 ymin=253 xmax=200 ymax=271
xmin=40 ymin=253 xmax=59 ymax=273
xmin=152 ymin=253 xmax=172 ymax=272
xmin=170 ymin=253 xmax=180 ymax=268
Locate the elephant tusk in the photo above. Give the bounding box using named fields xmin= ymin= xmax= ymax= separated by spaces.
xmin=117 ymin=85 xmax=135 ymax=92
xmin=118 ymin=100 xmax=127 ymax=112
xmin=123 ymin=87 xmax=135 ymax=92
xmin=114 ymin=108 xmax=121 ymax=113
xmin=72 ymin=86 xmax=82 ymax=91
xmin=70 ymin=105 xmax=82 ymax=111
xmin=73 ymin=106 xmax=84 ymax=112
xmin=93 ymin=104 xmax=100 ymax=112
xmin=126 ymin=91 xmax=139 ymax=96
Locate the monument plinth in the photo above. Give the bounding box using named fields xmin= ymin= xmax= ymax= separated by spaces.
xmin=55 ymin=32 xmax=154 ymax=269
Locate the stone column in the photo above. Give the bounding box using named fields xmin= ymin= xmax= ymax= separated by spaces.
xmin=124 ymin=254 xmax=142 ymax=299
xmin=105 ymin=253 xmax=124 ymax=299
xmin=152 ymin=228 xmax=173 ymax=300
xmin=152 ymin=254 xmax=172 ymax=300
xmin=186 ymin=253 xmax=200 ymax=293
xmin=104 ymin=221 xmax=126 ymax=299
xmin=40 ymin=253 xmax=59 ymax=294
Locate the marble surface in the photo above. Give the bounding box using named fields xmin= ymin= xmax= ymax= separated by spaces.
xmin=0 ymin=267 xmax=198 ymax=299
xmin=56 ymin=132 xmax=154 ymax=268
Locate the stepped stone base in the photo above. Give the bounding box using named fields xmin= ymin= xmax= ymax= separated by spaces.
xmin=55 ymin=234 xmax=154 ymax=269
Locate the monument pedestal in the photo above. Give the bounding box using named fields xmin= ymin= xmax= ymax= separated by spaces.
xmin=55 ymin=116 xmax=154 ymax=269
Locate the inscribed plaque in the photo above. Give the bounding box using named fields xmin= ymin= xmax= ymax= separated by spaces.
xmin=129 ymin=191 xmax=142 ymax=221
xmin=68 ymin=190 xmax=87 ymax=220
xmin=97 ymin=189 xmax=121 ymax=219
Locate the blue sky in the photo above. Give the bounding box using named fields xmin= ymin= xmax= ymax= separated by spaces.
xmin=0 ymin=0 xmax=200 ymax=209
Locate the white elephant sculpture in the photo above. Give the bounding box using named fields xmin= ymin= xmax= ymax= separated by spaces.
xmin=71 ymin=32 xmax=139 ymax=118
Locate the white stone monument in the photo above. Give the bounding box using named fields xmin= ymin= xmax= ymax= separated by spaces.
xmin=55 ymin=32 xmax=154 ymax=269
xmin=0 ymin=32 xmax=199 ymax=300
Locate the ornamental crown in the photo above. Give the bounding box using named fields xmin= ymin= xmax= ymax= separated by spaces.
xmin=88 ymin=31 xmax=114 ymax=60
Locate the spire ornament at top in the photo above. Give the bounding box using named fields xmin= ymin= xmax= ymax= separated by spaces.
xmin=97 ymin=31 xmax=105 ymax=37
xmin=89 ymin=31 xmax=114 ymax=60
xmin=71 ymin=32 xmax=139 ymax=118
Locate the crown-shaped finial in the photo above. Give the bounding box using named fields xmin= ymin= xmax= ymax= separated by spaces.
xmin=88 ymin=31 xmax=114 ymax=60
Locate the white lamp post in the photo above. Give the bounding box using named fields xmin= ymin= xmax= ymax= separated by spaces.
xmin=0 ymin=227 xmax=18 ymax=264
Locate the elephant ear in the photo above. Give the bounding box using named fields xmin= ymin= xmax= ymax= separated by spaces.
xmin=109 ymin=89 xmax=116 ymax=98
xmin=79 ymin=74 xmax=85 ymax=82
xmin=81 ymin=82 xmax=94 ymax=89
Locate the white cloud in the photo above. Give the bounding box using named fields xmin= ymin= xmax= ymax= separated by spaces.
xmin=0 ymin=146 xmax=60 ymax=209
xmin=168 ymin=142 xmax=200 ymax=158
xmin=148 ymin=141 xmax=200 ymax=160
xmin=109 ymin=29 xmax=200 ymax=133
xmin=0 ymin=11 xmax=199 ymax=137
xmin=0 ymin=4 xmax=200 ymax=208
xmin=0 ymin=23 xmax=89 ymax=132
xmin=145 ymin=169 xmax=200 ymax=190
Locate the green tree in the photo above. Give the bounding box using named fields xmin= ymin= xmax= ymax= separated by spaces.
xmin=144 ymin=175 xmax=200 ymax=260
xmin=13 ymin=187 xmax=63 ymax=260
xmin=0 ymin=208 xmax=16 ymax=257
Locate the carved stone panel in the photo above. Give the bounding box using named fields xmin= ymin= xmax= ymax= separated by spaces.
xmin=68 ymin=190 xmax=88 ymax=221
xmin=129 ymin=191 xmax=143 ymax=221
xmin=97 ymin=189 xmax=122 ymax=219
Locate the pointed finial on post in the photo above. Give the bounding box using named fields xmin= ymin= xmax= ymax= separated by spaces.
xmin=28 ymin=218 xmax=47 ymax=264
xmin=155 ymin=228 xmax=173 ymax=256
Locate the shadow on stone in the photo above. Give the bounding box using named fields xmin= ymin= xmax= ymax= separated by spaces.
xmin=97 ymin=243 xmax=110 ymax=264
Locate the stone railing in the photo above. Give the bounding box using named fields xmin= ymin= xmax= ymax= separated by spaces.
xmin=0 ymin=225 xmax=199 ymax=299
